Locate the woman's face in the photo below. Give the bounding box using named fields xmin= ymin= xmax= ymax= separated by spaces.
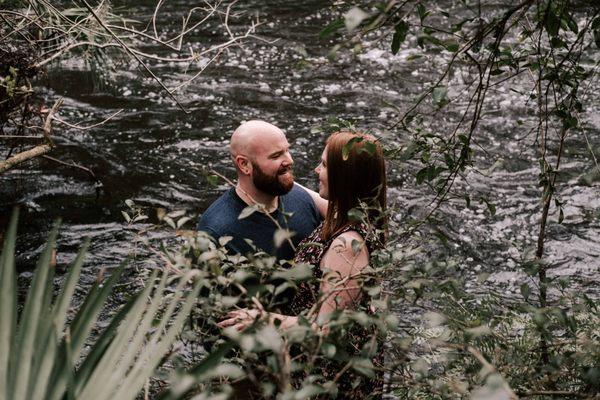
xmin=315 ymin=147 xmax=329 ymax=199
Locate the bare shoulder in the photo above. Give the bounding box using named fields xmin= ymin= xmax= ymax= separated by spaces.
xmin=322 ymin=230 xmax=369 ymax=274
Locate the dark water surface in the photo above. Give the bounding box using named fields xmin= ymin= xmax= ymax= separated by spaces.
xmin=1 ymin=1 xmax=599 ymax=300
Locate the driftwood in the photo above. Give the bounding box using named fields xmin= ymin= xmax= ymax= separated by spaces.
xmin=0 ymin=98 xmax=62 ymax=174
xmin=0 ymin=144 xmax=52 ymax=173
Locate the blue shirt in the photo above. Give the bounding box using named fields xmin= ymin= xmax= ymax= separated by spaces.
xmin=197 ymin=185 xmax=321 ymax=261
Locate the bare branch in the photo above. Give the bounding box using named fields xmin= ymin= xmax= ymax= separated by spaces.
xmin=52 ymin=109 xmax=123 ymax=131
xmin=42 ymin=98 xmax=63 ymax=147
xmin=81 ymin=0 xmax=190 ymax=112
xmin=42 ymin=154 xmax=98 ymax=180
xmin=0 ymin=144 xmax=52 ymax=174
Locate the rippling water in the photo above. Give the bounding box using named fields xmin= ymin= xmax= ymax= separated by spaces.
xmin=1 ymin=1 xmax=599 ymax=302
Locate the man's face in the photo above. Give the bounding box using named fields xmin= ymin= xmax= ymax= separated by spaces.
xmin=250 ymin=133 xmax=294 ymax=196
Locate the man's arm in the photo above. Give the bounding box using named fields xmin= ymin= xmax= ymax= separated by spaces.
xmin=295 ymin=182 xmax=328 ymax=218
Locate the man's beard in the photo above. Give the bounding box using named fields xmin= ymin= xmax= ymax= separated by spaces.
xmin=251 ymin=161 xmax=294 ymax=196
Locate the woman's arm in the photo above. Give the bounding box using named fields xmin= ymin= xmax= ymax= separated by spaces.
xmin=295 ymin=182 xmax=328 ymax=218
xmin=218 ymin=231 xmax=368 ymax=332
xmin=317 ymin=231 xmax=369 ymax=318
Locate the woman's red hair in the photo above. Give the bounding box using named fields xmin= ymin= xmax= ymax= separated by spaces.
xmin=321 ymin=131 xmax=387 ymax=244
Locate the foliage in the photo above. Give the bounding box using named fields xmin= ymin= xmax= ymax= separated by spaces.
xmin=0 ymin=208 xmax=201 ymax=400
xmin=137 ymin=206 xmax=398 ymax=399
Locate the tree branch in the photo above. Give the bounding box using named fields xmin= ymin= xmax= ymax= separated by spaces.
xmin=0 ymin=144 xmax=52 ymax=174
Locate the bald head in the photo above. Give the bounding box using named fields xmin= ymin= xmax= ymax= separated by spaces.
xmin=230 ymin=120 xmax=285 ymax=159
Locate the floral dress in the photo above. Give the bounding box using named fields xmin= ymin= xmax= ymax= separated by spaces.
xmin=289 ymin=222 xmax=385 ymax=399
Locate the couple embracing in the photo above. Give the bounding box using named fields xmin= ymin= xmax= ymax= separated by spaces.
xmin=197 ymin=120 xmax=387 ymax=398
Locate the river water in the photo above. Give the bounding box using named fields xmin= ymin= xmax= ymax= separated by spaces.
xmin=1 ymin=1 xmax=599 ymax=312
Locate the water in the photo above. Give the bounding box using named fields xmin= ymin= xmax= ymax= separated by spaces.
xmin=1 ymin=1 xmax=599 ymax=301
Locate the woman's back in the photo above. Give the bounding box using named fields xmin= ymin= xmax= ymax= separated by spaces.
xmin=290 ymin=222 xmax=384 ymax=399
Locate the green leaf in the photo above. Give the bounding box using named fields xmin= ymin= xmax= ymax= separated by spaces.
xmin=564 ymin=14 xmax=578 ymax=34
xmin=442 ymin=39 xmax=459 ymax=52
xmin=294 ymin=384 xmax=328 ymax=399
xmin=274 ymin=228 xmax=295 ymax=248
xmin=520 ymin=283 xmax=531 ymax=300
xmin=558 ymin=207 xmax=564 ymax=224
xmin=391 ymin=21 xmax=409 ymax=54
xmin=206 ymin=174 xmax=219 ymax=186
xmin=479 ymin=197 xmax=496 ymax=216
xmin=52 ymin=239 xmax=89 ymax=336
xmin=352 ymin=358 xmax=375 ymax=378
xmin=416 ymin=167 xmax=428 ymax=184
xmin=28 ymin=238 xmax=90 ymax=400
xmin=46 ymin=259 xmax=129 ymax=400
xmin=358 ymin=141 xmax=376 ymax=156
xmin=107 ymin=279 xmax=203 ymax=400
xmin=321 ymin=343 xmax=337 ymax=358
xmin=158 ymin=342 xmax=235 ymax=400
xmin=342 ymin=136 xmax=363 ymax=160
xmin=319 ymin=19 xmax=344 ymax=38
xmin=0 ymin=208 xmax=18 ymax=399
xmin=550 ymin=37 xmax=567 ymax=48
xmin=351 ymin=239 xmax=363 ymax=255
xmin=12 ymin=220 xmax=60 ymax=400
xmin=73 ymin=293 xmax=140 ymax=395
xmin=344 ymin=7 xmax=369 ymax=32
xmin=545 ymin=8 xmax=560 ymax=37
xmin=273 ymin=262 xmax=313 ymax=281
xmin=432 ymin=86 xmax=448 ymax=107
xmin=238 ymin=205 xmax=259 ymax=220
xmin=417 ymin=3 xmax=429 ymax=23
xmin=347 ymin=208 xmax=366 ymax=222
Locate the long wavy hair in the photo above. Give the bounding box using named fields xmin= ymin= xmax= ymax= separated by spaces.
xmin=321 ymin=131 xmax=387 ymax=245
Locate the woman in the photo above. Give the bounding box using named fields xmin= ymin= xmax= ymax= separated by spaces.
xmin=219 ymin=131 xmax=387 ymax=397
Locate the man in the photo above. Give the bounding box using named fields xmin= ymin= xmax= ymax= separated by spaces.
xmin=198 ymin=120 xmax=327 ymax=261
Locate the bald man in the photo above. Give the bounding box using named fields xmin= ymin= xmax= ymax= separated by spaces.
xmin=197 ymin=120 xmax=326 ymax=261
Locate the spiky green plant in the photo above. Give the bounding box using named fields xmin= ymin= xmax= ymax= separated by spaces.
xmin=0 ymin=209 xmax=201 ymax=400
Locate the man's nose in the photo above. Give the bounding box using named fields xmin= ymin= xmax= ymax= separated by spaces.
xmin=283 ymin=151 xmax=293 ymax=166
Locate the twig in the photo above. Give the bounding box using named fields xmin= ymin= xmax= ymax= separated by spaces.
xmin=35 ymin=42 xmax=122 ymax=68
xmin=52 ymin=109 xmax=123 ymax=131
xmin=81 ymin=0 xmax=189 ymax=113
xmin=0 ymin=135 xmax=45 ymax=139
xmin=41 ymin=155 xmax=98 ymax=181
xmin=42 ymin=98 xmax=63 ymax=147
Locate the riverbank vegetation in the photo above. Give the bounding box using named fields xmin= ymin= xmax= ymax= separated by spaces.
xmin=1 ymin=0 xmax=261 ymax=176
xmin=1 ymin=0 xmax=599 ymax=399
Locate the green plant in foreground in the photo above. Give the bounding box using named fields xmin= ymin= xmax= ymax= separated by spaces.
xmin=0 ymin=209 xmax=201 ymax=400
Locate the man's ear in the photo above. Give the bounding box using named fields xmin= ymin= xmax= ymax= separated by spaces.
xmin=235 ymin=155 xmax=252 ymax=176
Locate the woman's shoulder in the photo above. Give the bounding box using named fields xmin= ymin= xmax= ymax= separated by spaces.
xmin=330 ymin=229 xmax=365 ymax=248
xmin=328 ymin=229 xmax=369 ymax=257
xmin=322 ymin=229 xmax=370 ymax=274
